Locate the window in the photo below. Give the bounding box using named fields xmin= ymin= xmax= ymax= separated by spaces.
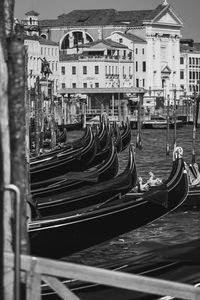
xmin=52 ymin=62 xmax=54 ymax=71
xmin=119 ymin=38 xmax=123 ymax=43
xmin=142 ymin=61 xmax=146 ymax=72
xmin=189 ymin=57 xmax=192 ymax=65
xmin=61 ymin=83 xmax=65 ymax=88
xmin=180 ymin=57 xmax=184 ymax=64
xmin=136 ymin=78 xmax=139 ymax=87
xmin=83 ymin=66 xmax=87 ymax=74
xmin=72 ymin=83 xmax=76 ymax=88
xmin=95 ymin=82 xmax=99 ymax=88
xmin=142 ymin=48 xmax=145 ymax=55
xmin=83 ymin=83 xmax=87 ymax=88
xmin=135 ymin=48 xmax=138 ymax=55
xmin=72 ymin=66 xmax=76 ymax=75
xmin=180 ymin=71 xmax=184 ymax=79
xmin=136 ymin=61 xmax=138 ymax=72
xmin=143 ymin=79 xmax=145 ymax=87
xmin=61 ymin=66 xmax=65 ymax=75
xmin=95 ymin=65 xmax=99 ymax=74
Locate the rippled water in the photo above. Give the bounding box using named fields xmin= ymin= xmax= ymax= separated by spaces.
xmin=64 ymin=125 xmax=200 ymax=265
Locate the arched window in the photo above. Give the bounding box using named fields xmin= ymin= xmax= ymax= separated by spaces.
xmin=40 ymin=34 xmax=47 ymax=39
xmin=61 ymin=31 xmax=93 ymax=49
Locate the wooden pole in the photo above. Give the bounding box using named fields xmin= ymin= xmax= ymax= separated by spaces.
xmin=50 ymin=81 xmax=56 ymax=149
xmin=136 ymin=93 xmax=143 ymax=150
xmin=0 ymin=0 xmax=15 ymax=299
xmin=173 ymin=87 xmax=177 ymax=150
xmin=7 ymin=35 xmax=30 ymax=300
xmin=34 ymin=77 xmax=41 ymax=156
xmin=192 ymin=94 xmax=197 ymax=164
xmin=0 ymin=127 xmax=4 ymax=300
xmin=166 ymin=95 xmax=170 ymax=156
xmin=39 ymin=91 xmax=44 ymax=152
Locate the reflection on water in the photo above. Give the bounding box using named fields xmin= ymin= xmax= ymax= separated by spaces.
xmin=65 ymin=125 xmax=200 ymax=265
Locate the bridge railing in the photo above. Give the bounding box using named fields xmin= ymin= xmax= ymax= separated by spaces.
xmin=5 ymin=252 xmax=200 ymax=300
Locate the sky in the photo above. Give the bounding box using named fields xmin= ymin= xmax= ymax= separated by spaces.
xmin=14 ymin=0 xmax=200 ymax=41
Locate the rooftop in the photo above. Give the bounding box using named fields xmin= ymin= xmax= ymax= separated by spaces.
xmin=39 ymin=3 xmax=170 ymax=28
xmin=116 ymin=32 xmax=146 ymax=43
xmin=24 ymin=35 xmax=58 ymax=46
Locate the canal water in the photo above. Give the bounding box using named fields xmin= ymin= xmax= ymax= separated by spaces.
xmin=63 ymin=125 xmax=200 ymax=266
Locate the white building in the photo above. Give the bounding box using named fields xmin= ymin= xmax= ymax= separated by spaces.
xmin=38 ymin=0 xmax=184 ymax=101
xmin=59 ymin=39 xmax=134 ymax=90
xmin=22 ymin=11 xmax=60 ymax=95
xmin=107 ymin=32 xmax=146 ymax=89
xmin=180 ymin=39 xmax=200 ymax=97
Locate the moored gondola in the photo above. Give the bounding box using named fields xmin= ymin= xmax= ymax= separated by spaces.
xmin=33 ymin=144 xmax=135 ymax=217
xmin=121 ymin=118 xmax=132 ymax=151
xmin=31 ymin=138 xmax=119 ymax=199
xmin=30 ymin=126 xmax=97 ymax=182
xmin=28 ymin=148 xmax=188 ymax=259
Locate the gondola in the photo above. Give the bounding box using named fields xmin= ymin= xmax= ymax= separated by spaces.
xmin=112 ymin=121 xmax=122 ymax=153
xmin=28 ymin=149 xmax=188 ymax=259
xmin=42 ymin=238 xmax=200 ymax=300
xmin=96 ymin=114 xmax=110 ymax=151
xmin=30 ymin=126 xmax=97 ymax=183
xmin=121 ymin=118 xmax=132 ymax=151
xmin=30 ymin=125 xmax=90 ymax=163
xmin=30 ymin=127 xmax=115 ymax=190
xmin=33 ymin=144 xmax=136 ymax=217
xmin=31 ymin=138 xmax=119 ymax=199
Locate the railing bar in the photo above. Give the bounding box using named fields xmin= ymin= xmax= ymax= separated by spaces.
xmin=5 ymin=253 xmax=200 ymax=300
xmin=42 ymin=275 xmax=80 ymax=300
xmin=4 ymin=185 xmax=21 ymax=300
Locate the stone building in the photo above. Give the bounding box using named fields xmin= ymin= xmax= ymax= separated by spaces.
xmin=180 ymin=39 xmax=200 ymax=96
xmin=38 ymin=0 xmax=184 ymax=100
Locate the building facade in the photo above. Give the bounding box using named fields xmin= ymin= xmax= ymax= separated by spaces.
xmin=59 ymin=39 xmax=134 ymax=90
xmin=180 ymin=39 xmax=200 ymax=97
xmin=22 ymin=11 xmax=60 ymax=95
xmin=37 ymin=0 xmax=184 ymax=100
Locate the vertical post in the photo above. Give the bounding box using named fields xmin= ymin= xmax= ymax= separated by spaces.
xmin=0 ymin=1 xmax=13 ymax=298
xmin=166 ymin=95 xmax=170 ymax=156
xmin=7 ymin=35 xmax=30 ymax=299
xmin=173 ymin=86 xmax=177 ymax=150
xmin=192 ymin=93 xmax=197 ymax=164
xmin=100 ymin=103 xmax=104 ymax=116
xmin=35 ymin=77 xmax=40 ymax=156
xmin=105 ymin=103 xmax=109 ymax=117
xmin=40 ymin=91 xmax=44 ymax=152
xmin=82 ymin=102 xmax=86 ymax=129
xmin=112 ymin=93 xmax=115 ymax=117
xmin=136 ymin=92 xmax=143 ymax=150
xmin=122 ymin=102 xmax=127 ymax=122
xmin=50 ymin=81 xmax=56 ymax=149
